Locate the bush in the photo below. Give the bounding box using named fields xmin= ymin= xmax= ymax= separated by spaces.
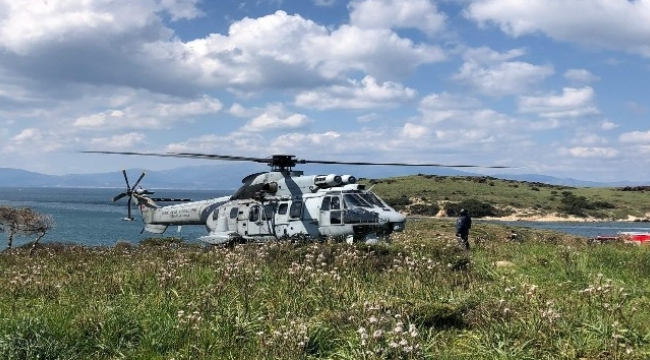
xmin=409 ymin=204 xmax=441 ymax=216
xmin=384 ymin=196 xmax=411 ymax=210
xmin=444 ymin=199 xmax=501 ymax=218
xmin=558 ymin=194 xmax=616 ymax=217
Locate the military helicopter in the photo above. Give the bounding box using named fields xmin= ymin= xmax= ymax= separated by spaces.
xmin=83 ymin=151 xmax=508 ymax=245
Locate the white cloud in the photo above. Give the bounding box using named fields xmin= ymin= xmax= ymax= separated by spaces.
xmin=5 ymin=128 xmax=64 ymax=153
xmin=88 ymin=132 xmax=147 ymax=149
xmin=74 ymin=110 xmax=126 ymax=128
xmin=402 ymin=123 xmax=429 ymax=139
xmin=0 ymin=4 xmax=445 ymax=102
xmin=72 ymin=94 xmax=222 ymax=131
xmin=465 ymin=0 xmax=650 ymax=57
xmin=11 ymin=128 xmax=41 ymax=143
xmin=560 ymin=146 xmax=619 ymax=158
xmin=571 ymin=132 xmax=607 ymax=146
xmin=159 ymin=0 xmax=204 ymax=21
xmin=313 ymin=0 xmax=337 ymax=6
xmin=420 ymin=92 xmax=482 ymax=110
xmin=303 ymin=24 xmax=446 ymax=80
xmin=600 ymin=120 xmax=619 ymax=131
xmin=453 ymin=47 xmax=554 ymax=96
xmin=619 ymin=130 xmax=650 ymax=144
xmin=294 ymin=76 xmax=416 ymax=110
xmin=564 ymin=69 xmax=600 ymax=83
xmin=271 ymin=131 xmax=342 ymax=147
xmin=248 ymin=113 xmax=312 ymax=132
xmin=349 ymin=0 xmax=446 ymax=35
xmin=230 ymin=103 xmax=313 ymax=132
xmin=518 ymin=87 xmax=600 ymax=118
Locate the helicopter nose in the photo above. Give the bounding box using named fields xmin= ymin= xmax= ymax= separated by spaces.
xmin=393 ymin=221 xmax=406 ymax=232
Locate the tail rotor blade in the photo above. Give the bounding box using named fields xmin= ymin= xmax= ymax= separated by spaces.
xmin=122 ymin=169 xmax=130 ymax=189
xmin=132 ymin=172 xmax=146 ymax=189
xmin=127 ymin=196 xmax=133 ymax=220
xmin=112 ymin=192 xmax=128 ymax=202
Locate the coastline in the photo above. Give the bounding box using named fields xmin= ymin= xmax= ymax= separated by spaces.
xmin=483 ymin=213 xmax=650 ymax=223
xmin=425 ymin=209 xmax=650 ymax=223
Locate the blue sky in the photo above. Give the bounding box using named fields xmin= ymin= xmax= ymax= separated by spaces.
xmin=0 ymin=0 xmax=649 ymax=182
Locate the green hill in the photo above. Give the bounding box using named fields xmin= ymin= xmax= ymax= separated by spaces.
xmin=365 ymin=174 xmax=650 ymax=220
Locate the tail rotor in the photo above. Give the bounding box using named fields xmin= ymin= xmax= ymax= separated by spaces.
xmin=113 ymin=169 xmax=147 ymax=221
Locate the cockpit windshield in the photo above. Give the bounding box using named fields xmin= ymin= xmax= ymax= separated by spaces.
xmin=359 ymin=191 xmax=386 ymax=207
xmin=343 ymin=193 xmax=373 ymax=208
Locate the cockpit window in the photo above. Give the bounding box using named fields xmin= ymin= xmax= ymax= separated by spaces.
xmin=361 ymin=192 xmax=386 ymax=207
xmin=321 ymin=196 xmax=331 ymax=211
xmin=344 ymin=194 xmax=372 ymax=208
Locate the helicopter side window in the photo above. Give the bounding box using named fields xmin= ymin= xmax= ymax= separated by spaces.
xmin=278 ymin=203 xmax=288 ymax=215
xmin=263 ymin=204 xmax=275 ymax=220
xmin=249 ymin=206 xmax=260 ymax=222
xmin=321 ymin=197 xmax=331 ymax=211
xmin=289 ymin=201 xmax=302 ymax=219
xmin=229 ymin=207 xmax=238 ymax=219
xmin=331 ymin=196 xmax=341 ymax=210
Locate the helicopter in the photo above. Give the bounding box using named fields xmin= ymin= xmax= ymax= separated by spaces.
xmin=83 ymin=151 xmax=509 ymax=245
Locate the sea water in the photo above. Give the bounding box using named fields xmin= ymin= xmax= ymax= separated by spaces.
xmin=1 ymin=187 xmax=649 ymax=248
xmin=0 ymin=187 xmax=231 ymax=248
xmin=482 ymin=220 xmax=650 ymax=239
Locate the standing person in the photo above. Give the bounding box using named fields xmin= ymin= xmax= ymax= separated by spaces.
xmin=456 ymin=208 xmax=472 ymax=250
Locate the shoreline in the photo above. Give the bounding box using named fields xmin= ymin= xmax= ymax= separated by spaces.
xmin=482 ymin=214 xmax=650 ymax=223
xmin=414 ymin=212 xmax=650 ymax=223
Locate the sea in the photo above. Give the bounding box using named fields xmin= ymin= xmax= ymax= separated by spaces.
xmin=1 ymin=186 xmax=649 ymax=248
xmin=0 ymin=187 xmax=231 ymax=249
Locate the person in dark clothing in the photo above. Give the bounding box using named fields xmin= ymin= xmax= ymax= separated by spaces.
xmin=456 ymin=208 xmax=472 ymax=250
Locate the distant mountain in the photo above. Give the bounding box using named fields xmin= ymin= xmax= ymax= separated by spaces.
xmin=1 ymin=166 xmax=648 ymax=189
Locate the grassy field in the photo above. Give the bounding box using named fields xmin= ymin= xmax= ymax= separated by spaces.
xmin=1 ymin=219 xmax=650 ymax=359
xmin=364 ymin=175 xmax=650 ymax=219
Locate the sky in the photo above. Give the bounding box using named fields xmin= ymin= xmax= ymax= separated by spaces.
xmin=1 ymin=0 xmax=649 ymax=183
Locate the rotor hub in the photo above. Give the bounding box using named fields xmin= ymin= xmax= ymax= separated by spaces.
xmin=269 ymin=155 xmax=301 ymax=172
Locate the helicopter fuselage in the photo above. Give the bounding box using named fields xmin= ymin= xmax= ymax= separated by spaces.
xmin=133 ymin=171 xmax=406 ymax=244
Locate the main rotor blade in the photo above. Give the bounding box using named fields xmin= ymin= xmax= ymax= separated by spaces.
xmin=171 ymin=152 xmax=272 ymax=163
xmin=81 ymin=150 xmax=269 ymax=163
xmin=300 ymin=159 xmax=510 ymax=168
xmin=82 ymin=150 xmax=511 ymax=168
xmin=113 ymin=192 xmax=128 ymax=202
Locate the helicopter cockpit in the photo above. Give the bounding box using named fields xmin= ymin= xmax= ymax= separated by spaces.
xmin=324 ymin=188 xmax=406 ymax=234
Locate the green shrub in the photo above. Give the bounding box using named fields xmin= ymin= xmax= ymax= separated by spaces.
xmin=384 ymin=196 xmax=411 ymax=210
xmin=444 ymin=199 xmax=501 ymax=218
xmin=409 ymin=204 xmax=441 ymax=216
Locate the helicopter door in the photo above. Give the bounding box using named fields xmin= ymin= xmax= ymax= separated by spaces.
xmin=227 ymin=206 xmax=238 ymax=232
xmin=320 ymin=195 xmax=343 ymax=227
xmin=246 ymin=205 xmax=265 ymax=236
xmin=275 ymin=202 xmax=290 ymax=237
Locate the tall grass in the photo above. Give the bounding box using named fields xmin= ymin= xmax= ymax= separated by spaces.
xmin=1 ymin=220 xmax=649 ymax=359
